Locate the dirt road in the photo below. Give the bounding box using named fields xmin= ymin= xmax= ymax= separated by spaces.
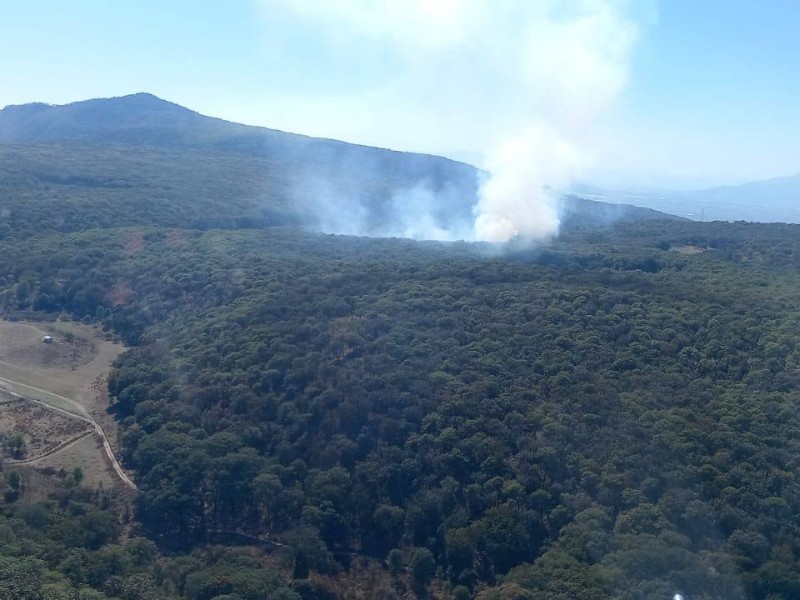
xmin=0 ymin=376 xmax=137 ymax=490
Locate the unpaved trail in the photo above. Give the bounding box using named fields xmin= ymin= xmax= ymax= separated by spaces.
xmin=0 ymin=376 xmax=137 ymax=490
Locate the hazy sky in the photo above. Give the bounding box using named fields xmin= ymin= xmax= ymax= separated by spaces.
xmin=1 ymin=0 xmax=799 ymax=187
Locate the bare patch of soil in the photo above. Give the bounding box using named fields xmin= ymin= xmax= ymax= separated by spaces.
xmin=671 ymin=244 xmax=706 ymax=255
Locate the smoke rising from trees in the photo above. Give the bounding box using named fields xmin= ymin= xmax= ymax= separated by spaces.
xmin=265 ymin=0 xmax=641 ymax=242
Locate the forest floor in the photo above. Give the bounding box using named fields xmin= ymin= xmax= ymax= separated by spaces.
xmin=0 ymin=319 xmax=132 ymax=491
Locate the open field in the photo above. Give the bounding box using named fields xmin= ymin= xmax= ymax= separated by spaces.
xmin=0 ymin=320 xmax=123 ymax=414
xmin=0 ymin=398 xmax=90 ymax=460
xmin=25 ymin=433 xmax=120 ymax=490
xmin=0 ymin=319 xmax=130 ymax=490
xmin=0 ymin=320 xmax=124 ymax=436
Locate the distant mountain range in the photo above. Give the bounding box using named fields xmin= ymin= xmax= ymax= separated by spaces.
xmin=574 ymin=172 xmax=800 ymax=224
xmin=0 ymin=93 xmax=681 ymax=238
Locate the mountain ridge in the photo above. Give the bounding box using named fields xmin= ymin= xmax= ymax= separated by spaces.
xmin=0 ymin=93 xmax=476 ymax=166
xmin=0 ymin=93 xmax=682 ymax=238
xmin=576 ymin=172 xmax=800 ymax=223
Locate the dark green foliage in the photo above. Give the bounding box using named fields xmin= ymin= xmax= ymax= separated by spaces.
xmin=0 ymin=483 xmax=155 ymax=599
xmin=410 ymin=547 xmax=437 ymax=588
xmin=2 ymin=218 xmax=800 ymax=598
xmin=73 ymin=466 xmax=84 ymax=485
xmin=291 ymin=578 xmax=337 ymax=600
xmin=7 ymin=470 xmax=21 ymax=490
xmin=0 ymin=556 xmax=44 ymax=600
xmin=182 ymin=554 xmax=297 ymax=600
xmin=387 ymin=549 xmax=404 ymax=576
xmin=453 ymin=585 xmax=471 ymax=600
xmin=0 ymin=468 xmax=297 ymax=599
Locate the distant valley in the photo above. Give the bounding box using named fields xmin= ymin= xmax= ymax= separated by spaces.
xmin=574 ymin=172 xmax=800 ymax=224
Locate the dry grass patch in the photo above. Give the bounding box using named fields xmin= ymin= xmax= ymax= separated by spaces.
xmin=0 ymin=400 xmax=90 ymax=460
xmin=671 ymin=244 xmax=706 ymax=255
xmin=0 ymin=319 xmax=124 ymax=425
xmin=0 ymin=319 xmax=130 ymax=493
xmin=27 ymin=433 xmax=121 ymax=491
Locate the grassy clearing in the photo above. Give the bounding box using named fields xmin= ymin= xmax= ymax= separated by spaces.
xmin=28 ymin=434 xmax=119 ymax=490
xmin=0 ymin=377 xmax=82 ymax=416
xmin=0 ymin=319 xmax=128 ymax=491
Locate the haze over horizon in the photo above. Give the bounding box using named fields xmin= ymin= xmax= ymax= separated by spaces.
xmin=2 ymin=1 xmax=800 ymax=191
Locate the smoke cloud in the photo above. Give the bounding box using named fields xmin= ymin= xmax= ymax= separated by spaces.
xmin=262 ymin=0 xmax=641 ymax=243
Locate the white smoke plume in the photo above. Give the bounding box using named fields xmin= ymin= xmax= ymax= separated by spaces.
xmin=261 ymin=0 xmax=641 ymax=243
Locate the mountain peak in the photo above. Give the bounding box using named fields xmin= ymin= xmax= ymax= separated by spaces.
xmin=0 ymin=92 xmax=180 ymax=114
xmin=0 ymin=101 xmax=51 ymax=117
xmin=120 ymin=92 xmax=162 ymax=101
xmin=83 ymin=92 xmax=192 ymax=112
xmin=0 ymin=92 xmax=203 ymax=144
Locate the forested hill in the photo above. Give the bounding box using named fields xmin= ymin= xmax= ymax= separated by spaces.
xmin=0 ymin=93 xmax=480 ymax=236
xmin=0 ymin=93 xmax=679 ymax=240
xmin=2 ymin=218 xmax=800 ymax=599
xmin=0 ymin=93 xmax=457 ymax=166
xmin=5 ymin=93 xmax=796 ymax=600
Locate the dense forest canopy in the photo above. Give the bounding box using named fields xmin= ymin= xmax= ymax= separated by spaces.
xmin=1 ymin=94 xmax=800 ymax=599
xmin=1 ymin=217 xmax=799 ymax=599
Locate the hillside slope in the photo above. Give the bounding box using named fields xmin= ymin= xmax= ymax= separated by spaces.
xmin=0 ymin=94 xmax=480 ymax=237
xmin=2 ymin=220 xmax=800 ymax=599
xmin=0 ymin=94 xmax=680 ymax=240
xmin=1 ymin=93 xmax=799 ymax=599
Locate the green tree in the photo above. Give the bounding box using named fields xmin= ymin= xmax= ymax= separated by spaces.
xmin=387 ymin=549 xmax=404 ymax=577
xmin=410 ymin=548 xmax=436 ymax=590
xmin=73 ymin=467 xmax=84 ymax=485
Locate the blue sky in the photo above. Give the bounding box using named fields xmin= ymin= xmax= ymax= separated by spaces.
xmin=1 ymin=0 xmax=799 ymax=187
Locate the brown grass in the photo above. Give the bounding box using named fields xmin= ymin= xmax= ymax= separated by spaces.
xmin=0 ymin=400 xmax=89 ymax=459
xmin=26 ymin=434 xmax=119 ymax=490
xmin=671 ymin=244 xmax=706 ymax=255
xmin=0 ymin=320 xmax=124 ymax=427
xmin=0 ymin=319 xmax=127 ymax=491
